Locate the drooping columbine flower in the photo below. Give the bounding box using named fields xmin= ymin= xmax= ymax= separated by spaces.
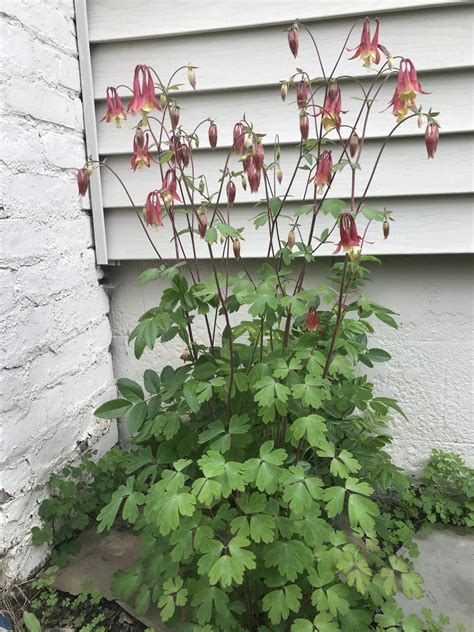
xmin=131 ymin=130 xmax=151 ymax=171
xmin=252 ymin=140 xmax=265 ymax=170
xmin=321 ymin=82 xmax=342 ymax=132
xmin=77 ymin=168 xmax=89 ymax=196
xmin=390 ymin=58 xmax=426 ymax=120
xmin=101 ymin=87 xmax=126 ymax=127
xmin=208 ymin=122 xmax=218 ymax=149
xmin=348 ymin=17 xmax=384 ymax=68
xmin=299 ymin=112 xmax=309 ymax=141
xmin=226 ymin=180 xmax=236 ymax=206
xmin=303 ymin=307 xmax=322 ymax=332
xmin=144 ymin=191 xmax=163 ymax=226
xmin=296 ymin=80 xmax=309 ymax=109
xmin=161 ymin=169 xmax=181 ymax=207
xmin=425 ymin=123 xmax=439 ymax=159
xmin=173 ymin=137 xmax=191 ymax=167
xmin=334 ymin=213 xmax=363 ymax=256
xmin=288 ymin=23 xmax=299 ymax=58
xmin=233 ymin=122 xmax=246 ymax=154
xmin=314 ymin=150 xmax=333 ymax=192
xmin=246 ymin=161 xmax=261 ymax=193
xmin=127 ymin=65 xmax=161 ymax=118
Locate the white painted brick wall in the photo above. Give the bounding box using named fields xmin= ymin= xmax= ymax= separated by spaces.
xmin=0 ymin=0 xmax=117 ymax=582
xmin=107 ymin=257 xmax=473 ymax=472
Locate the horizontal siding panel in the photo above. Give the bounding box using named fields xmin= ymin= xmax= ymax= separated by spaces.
xmin=91 ymin=5 xmax=474 ymax=96
xmin=97 ymin=69 xmax=473 ymax=155
xmin=88 ymin=0 xmax=464 ymax=42
xmin=98 ymin=135 xmax=473 ymax=209
xmin=104 ymin=194 xmax=474 ymax=260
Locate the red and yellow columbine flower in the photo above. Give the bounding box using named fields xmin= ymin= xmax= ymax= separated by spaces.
xmin=127 ymin=65 xmax=161 ymax=118
xmin=334 ymin=213 xmax=363 ymax=256
xmin=288 ymin=24 xmax=299 ymax=58
xmin=101 ymin=87 xmax=126 ymax=128
xmin=144 ymin=191 xmax=163 ymax=227
xmin=425 ymin=123 xmax=439 ymax=159
xmin=131 ymin=130 xmax=151 ymax=171
xmin=321 ymin=82 xmax=342 ymax=132
xmin=303 ymin=307 xmax=322 ymax=332
xmin=314 ymin=150 xmax=333 ymax=192
xmin=161 ymin=169 xmax=181 ymax=207
xmin=390 ymin=58 xmax=426 ymax=120
xmin=348 ymin=17 xmax=384 ymax=68
xmin=77 ymin=168 xmax=89 ymax=196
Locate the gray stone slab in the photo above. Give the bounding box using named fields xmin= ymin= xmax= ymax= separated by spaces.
xmin=397 ymin=528 xmax=474 ymax=630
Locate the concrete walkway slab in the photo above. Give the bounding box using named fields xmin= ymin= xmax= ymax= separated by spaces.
xmin=397 ymin=528 xmax=474 ymax=630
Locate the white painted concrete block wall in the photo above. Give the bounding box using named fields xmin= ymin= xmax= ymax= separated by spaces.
xmin=0 ymin=0 xmax=117 ymax=582
xmin=107 ymin=256 xmax=473 ymax=473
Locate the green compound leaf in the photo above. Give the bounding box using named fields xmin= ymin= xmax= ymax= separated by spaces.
xmin=290 ymin=414 xmax=327 ymax=447
xmin=262 ymin=584 xmax=302 ymax=625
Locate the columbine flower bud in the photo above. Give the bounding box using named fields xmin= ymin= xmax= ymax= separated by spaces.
xmin=208 ymin=122 xmax=218 ymax=149
xmin=287 ymin=230 xmax=296 ymax=249
xmin=77 ymin=168 xmax=89 ymax=196
xmin=299 ymin=112 xmax=309 ymax=141
xmin=425 ymin=123 xmax=439 ymax=159
xmin=170 ymin=103 xmax=180 ymax=128
xmin=175 ymin=139 xmax=191 ymax=167
xmin=159 ymin=93 xmax=168 ymax=109
xmin=314 ymin=150 xmax=333 ymax=192
xmin=226 ymin=180 xmax=236 ymax=206
xmin=233 ymin=122 xmax=246 ymax=154
xmin=144 ymin=190 xmax=163 ymax=227
xmin=198 ymin=177 xmax=205 ymax=194
xmin=85 ymin=162 xmax=94 ymax=176
xmin=383 ymin=220 xmax=390 ymax=239
xmin=296 ymin=80 xmax=309 ymax=109
xmin=198 ymin=211 xmax=208 ymax=238
xmin=181 ymin=348 xmax=190 ymax=362
xmin=417 ymin=113 xmax=425 ymax=129
xmin=288 ymin=24 xmax=299 ymax=58
xmin=187 ymin=66 xmax=196 ymax=90
xmin=101 ymin=87 xmax=126 ymax=128
xmin=233 ymin=238 xmax=241 ymax=259
xmin=280 ymin=82 xmax=288 ymax=101
xmin=303 ymin=307 xmax=322 ymax=332
xmin=276 ymin=164 xmax=283 ymax=184
xmin=349 ymin=132 xmax=359 ymax=158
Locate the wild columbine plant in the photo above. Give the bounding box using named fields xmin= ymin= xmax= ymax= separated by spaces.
xmin=80 ymin=16 xmax=444 ymax=631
